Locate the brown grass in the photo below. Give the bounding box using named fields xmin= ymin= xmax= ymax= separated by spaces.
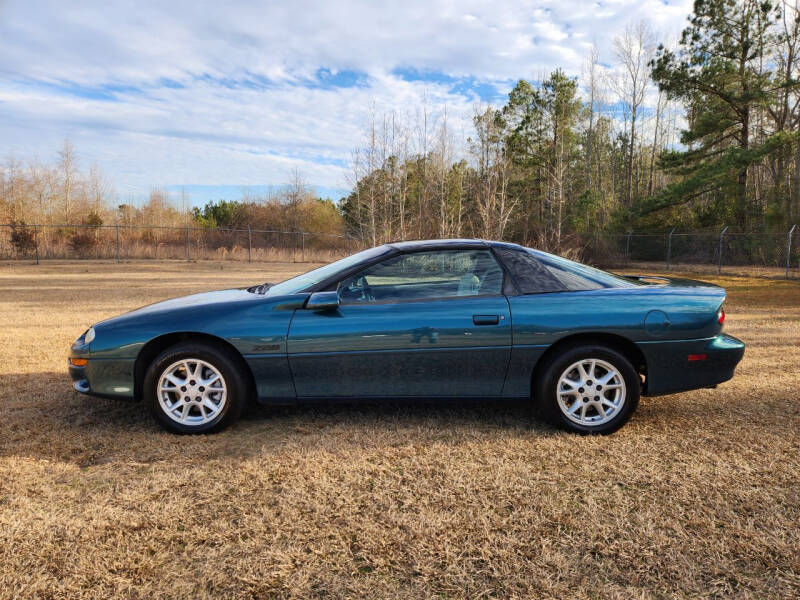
xmin=0 ymin=261 xmax=798 ymax=599
xmin=615 ymin=260 xmax=800 ymax=281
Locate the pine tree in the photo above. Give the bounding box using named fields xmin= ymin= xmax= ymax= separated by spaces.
xmin=649 ymin=0 xmax=797 ymax=226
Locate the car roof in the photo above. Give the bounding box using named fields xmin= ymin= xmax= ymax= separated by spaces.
xmin=386 ymin=239 xmax=525 ymax=252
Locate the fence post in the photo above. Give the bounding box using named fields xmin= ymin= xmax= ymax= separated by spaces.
xmin=186 ymin=226 xmax=190 ymax=262
xmin=33 ymin=223 xmax=39 ymax=265
xmin=115 ymin=223 xmax=120 ymax=263
xmin=788 ymin=224 xmax=797 ymax=279
xmin=247 ymin=225 xmax=252 ymax=263
xmin=626 ymin=231 xmax=632 ymax=264
xmin=666 ymin=228 xmax=675 ymax=270
xmin=717 ymin=225 xmax=728 ymax=275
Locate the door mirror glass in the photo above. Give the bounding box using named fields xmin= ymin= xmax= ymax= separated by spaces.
xmin=305 ymin=291 xmax=340 ymax=311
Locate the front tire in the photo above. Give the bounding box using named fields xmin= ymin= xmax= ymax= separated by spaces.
xmin=144 ymin=342 xmax=247 ymax=434
xmin=535 ymin=344 xmax=640 ymax=435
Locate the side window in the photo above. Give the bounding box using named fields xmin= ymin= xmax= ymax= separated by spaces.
xmin=338 ymin=249 xmax=504 ymax=303
xmin=494 ymin=247 xmax=566 ymax=294
xmin=534 ymin=254 xmax=607 ymax=291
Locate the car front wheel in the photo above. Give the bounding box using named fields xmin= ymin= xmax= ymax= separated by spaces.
xmin=144 ymin=342 xmax=247 ymax=434
xmin=536 ymin=344 xmax=640 ymax=434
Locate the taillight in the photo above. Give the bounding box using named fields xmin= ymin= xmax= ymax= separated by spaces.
xmin=718 ymin=307 xmax=725 ymax=326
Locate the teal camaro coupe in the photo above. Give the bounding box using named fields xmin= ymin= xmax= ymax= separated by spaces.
xmin=69 ymin=239 xmax=745 ymax=435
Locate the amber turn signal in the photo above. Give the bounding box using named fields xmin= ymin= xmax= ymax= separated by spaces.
xmin=69 ymin=357 xmax=88 ymax=367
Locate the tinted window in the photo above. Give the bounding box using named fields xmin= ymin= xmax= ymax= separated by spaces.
xmin=493 ymin=247 xmax=566 ymax=293
xmin=495 ymin=246 xmax=640 ymax=293
xmin=531 ymin=250 xmax=640 ymax=290
xmin=338 ymin=249 xmax=503 ymax=303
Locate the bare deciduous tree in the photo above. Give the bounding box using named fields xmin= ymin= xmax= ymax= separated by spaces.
xmin=583 ymin=43 xmax=601 ymax=190
xmin=470 ymin=106 xmax=515 ymax=239
xmin=58 ymin=138 xmax=77 ymax=223
xmin=611 ymin=20 xmax=655 ymax=205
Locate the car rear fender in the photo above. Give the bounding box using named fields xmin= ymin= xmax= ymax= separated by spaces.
xmin=627 ymin=281 xmax=726 ymax=341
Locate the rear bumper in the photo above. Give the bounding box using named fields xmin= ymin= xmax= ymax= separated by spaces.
xmin=68 ymin=358 xmax=136 ymax=400
xmin=639 ymin=334 xmax=745 ymax=396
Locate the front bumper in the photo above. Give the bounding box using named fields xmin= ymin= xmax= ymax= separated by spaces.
xmin=69 ymin=362 xmax=91 ymax=393
xmin=640 ymin=333 xmax=745 ymax=396
xmin=68 ymin=357 xmax=137 ymax=400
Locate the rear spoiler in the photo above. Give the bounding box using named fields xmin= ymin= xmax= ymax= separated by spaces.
xmin=623 ymin=275 xmax=671 ymax=285
xmin=620 ymin=277 xmax=726 ymax=308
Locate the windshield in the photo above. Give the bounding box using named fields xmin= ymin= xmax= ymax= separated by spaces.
xmin=262 ymin=246 xmax=391 ymax=296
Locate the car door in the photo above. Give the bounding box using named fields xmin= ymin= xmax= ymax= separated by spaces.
xmin=287 ymin=248 xmax=512 ymax=398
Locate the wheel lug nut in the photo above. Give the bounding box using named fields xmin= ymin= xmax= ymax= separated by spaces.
xmin=199 ymin=386 xmax=205 ymax=392
xmin=181 ymin=386 xmax=186 ymax=391
xmin=596 ymin=385 xmax=602 ymax=390
xmin=587 ymin=380 xmax=593 ymax=385
xmin=578 ymin=387 xmax=584 ymax=393
xmin=190 ymin=380 xmax=196 ymax=385
xmin=594 ymin=396 xmax=599 ymax=401
xmin=184 ymin=396 xmax=189 ymax=401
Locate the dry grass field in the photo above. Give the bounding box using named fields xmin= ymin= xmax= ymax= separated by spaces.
xmin=0 ymin=260 xmax=798 ymax=599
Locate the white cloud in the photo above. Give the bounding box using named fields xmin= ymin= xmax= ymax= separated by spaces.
xmin=0 ymin=0 xmax=693 ymax=202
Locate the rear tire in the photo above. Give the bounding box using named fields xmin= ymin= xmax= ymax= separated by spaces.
xmin=535 ymin=344 xmax=639 ymax=435
xmin=144 ymin=342 xmax=247 ymax=434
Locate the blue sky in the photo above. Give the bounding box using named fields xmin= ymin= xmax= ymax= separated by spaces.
xmin=0 ymin=0 xmax=692 ymax=206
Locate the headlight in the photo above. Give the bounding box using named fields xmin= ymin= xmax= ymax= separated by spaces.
xmin=84 ymin=327 xmax=96 ymax=344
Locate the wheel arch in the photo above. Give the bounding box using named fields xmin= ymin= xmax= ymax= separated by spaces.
xmin=134 ymin=332 xmax=257 ymax=401
xmin=531 ymin=332 xmax=647 ymax=393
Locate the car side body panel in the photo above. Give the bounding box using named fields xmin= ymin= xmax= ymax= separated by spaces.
xmin=71 ymin=290 xmax=309 ymax=401
xmin=503 ymin=284 xmax=737 ymax=397
xmin=286 ymin=295 xmax=512 ymax=397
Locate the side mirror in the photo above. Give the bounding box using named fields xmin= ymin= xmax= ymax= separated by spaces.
xmin=305 ymin=291 xmax=340 ymax=311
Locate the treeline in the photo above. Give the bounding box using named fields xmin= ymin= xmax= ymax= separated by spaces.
xmin=0 ymin=144 xmax=347 ymax=236
xmin=3 ymin=0 xmax=800 ymax=260
xmin=0 ymin=139 xmax=192 ymax=230
xmin=1 ymin=140 xmax=112 ymax=227
xmin=189 ymin=172 xmax=343 ymax=236
xmin=0 ymin=143 xmax=348 ymax=258
xmin=342 ymin=0 xmax=800 ymax=251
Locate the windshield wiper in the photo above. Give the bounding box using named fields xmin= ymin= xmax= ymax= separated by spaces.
xmin=247 ymin=282 xmax=274 ymax=294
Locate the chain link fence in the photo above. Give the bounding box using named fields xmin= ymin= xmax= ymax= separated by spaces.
xmin=585 ymin=225 xmax=798 ymax=278
xmin=0 ymin=223 xmax=361 ymax=264
xmin=1 ymin=222 xmax=798 ymax=278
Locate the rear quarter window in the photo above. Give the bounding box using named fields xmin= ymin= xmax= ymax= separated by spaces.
xmin=530 ymin=249 xmax=640 ymax=291
xmin=493 ymin=247 xmax=566 ymax=293
xmin=495 ymin=246 xmax=639 ymax=293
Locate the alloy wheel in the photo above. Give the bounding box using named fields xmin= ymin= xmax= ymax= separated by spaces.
xmin=556 ymin=358 xmax=626 ymax=426
xmin=157 ymin=358 xmax=227 ymax=426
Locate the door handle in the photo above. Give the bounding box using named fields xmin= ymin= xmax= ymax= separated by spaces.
xmin=473 ymin=314 xmax=500 ymax=325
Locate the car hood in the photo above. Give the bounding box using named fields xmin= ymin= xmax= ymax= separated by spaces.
xmin=116 ymin=288 xmax=256 ymax=318
xmin=94 ymin=287 xmax=309 ymax=332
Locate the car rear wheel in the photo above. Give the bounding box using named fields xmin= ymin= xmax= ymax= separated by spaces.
xmin=535 ymin=344 xmax=639 ymax=434
xmin=144 ymin=342 xmax=247 ymax=434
